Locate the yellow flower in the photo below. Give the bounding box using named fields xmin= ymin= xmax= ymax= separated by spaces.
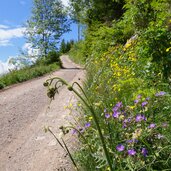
xmin=166 ymin=47 xmax=171 ymax=52
xmin=69 ymin=103 xmax=73 ymax=108
xmin=89 ymin=116 xmax=93 ymax=121
xmin=78 ymin=103 xmax=82 ymax=107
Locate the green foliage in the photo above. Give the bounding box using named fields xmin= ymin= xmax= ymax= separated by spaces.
xmin=123 ymin=0 xmax=170 ymax=31
xmin=59 ymin=0 xmax=171 ymax=170
xmin=25 ymin=0 xmax=70 ymax=56
xmin=69 ymin=0 xmax=125 ymax=25
xmin=45 ymin=51 xmax=61 ymax=64
xmin=60 ymin=39 xmax=74 ymax=54
xmin=69 ymin=40 xmax=87 ymax=65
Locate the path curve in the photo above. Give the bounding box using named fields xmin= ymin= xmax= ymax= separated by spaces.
xmin=0 ymin=55 xmax=84 ymax=171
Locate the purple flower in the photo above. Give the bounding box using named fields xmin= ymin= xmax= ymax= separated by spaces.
xmin=122 ymin=123 xmax=127 ymax=128
xmin=113 ymin=111 xmax=120 ymax=118
xmin=155 ymin=91 xmax=166 ymax=96
xmin=135 ymin=114 xmax=146 ymax=122
xmin=142 ymin=101 xmax=148 ymax=107
xmin=123 ymin=117 xmax=132 ymax=128
xmin=126 ymin=139 xmax=138 ymax=144
xmin=112 ymin=106 xmax=118 ymax=112
xmin=105 ymin=113 xmax=110 ymax=119
xmin=141 ymin=148 xmax=148 ymax=157
xmin=116 ymin=144 xmax=125 ymax=152
xmin=134 ymin=99 xmax=139 ymax=104
xmin=124 ymin=117 xmax=132 ymax=123
xmin=116 ymin=102 xmax=123 ymax=108
xmin=104 ymin=108 xmax=107 ymax=113
xmin=112 ymin=102 xmax=123 ymax=112
xmin=148 ymin=123 xmax=156 ymax=129
xmin=137 ymin=95 xmax=142 ymax=99
xmin=72 ymin=129 xmax=77 ymax=135
xmin=128 ymin=149 xmax=136 ymax=156
xmin=146 ymin=97 xmax=150 ymax=101
xmin=85 ymin=122 xmax=91 ymax=128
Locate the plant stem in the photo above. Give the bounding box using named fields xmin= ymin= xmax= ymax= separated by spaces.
xmin=72 ymin=88 xmax=114 ymax=171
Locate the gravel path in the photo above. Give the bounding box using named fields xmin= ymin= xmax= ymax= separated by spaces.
xmin=0 ymin=55 xmax=85 ymax=171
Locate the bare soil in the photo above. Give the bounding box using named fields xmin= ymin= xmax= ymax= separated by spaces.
xmin=0 ymin=55 xmax=85 ymax=171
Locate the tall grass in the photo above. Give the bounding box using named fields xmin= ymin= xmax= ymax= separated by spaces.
xmin=0 ymin=63 xmax=59 ymax=89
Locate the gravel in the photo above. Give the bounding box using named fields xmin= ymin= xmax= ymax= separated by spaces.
xmin=0 ymin=55 xmax=85 ymax=171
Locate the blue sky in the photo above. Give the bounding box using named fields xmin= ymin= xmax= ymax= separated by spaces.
xmin=0 ymin=0 xmax=77 ymax=62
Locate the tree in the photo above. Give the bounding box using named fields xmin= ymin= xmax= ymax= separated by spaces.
xmin=69 ymin=0 xmax=125 ymax=26
xmin=25 ymin=0 xmax=70 ymax=57
xmin=59 ymin=39 xmax=74 ymax=54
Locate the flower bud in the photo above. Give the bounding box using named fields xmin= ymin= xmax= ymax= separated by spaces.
xmin=68 ymin=85 xmax=73 ymax=91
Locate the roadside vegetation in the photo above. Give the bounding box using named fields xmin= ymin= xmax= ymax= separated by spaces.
xmin=0 ymin=52 xmax=60 ymax=89
xmin=45 ymin=0 xmax=171 ymax=170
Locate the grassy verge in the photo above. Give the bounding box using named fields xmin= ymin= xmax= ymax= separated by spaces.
xmin=0 ymin=63 xmax=59 ymax=89
xmin=68 ymin=41 xmax=86 ymax=66
xmin=46 ymin=23 xmax=171 ymax=171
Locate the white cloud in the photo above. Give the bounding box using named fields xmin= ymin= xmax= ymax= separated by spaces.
xmin=61 ymin=0 xmax=69 ymax=6
xmin=0 ymin=26 xmax=26 ymax=47
xmin=0 ymin=58 xmax=15 ymax=75
xmin=22 ymin=43 xmax=40 ymax=57
xmin=0 ymin=40 xmax=12 ymax=46
xmin=0 ymin=24 xmax=9 ymax=29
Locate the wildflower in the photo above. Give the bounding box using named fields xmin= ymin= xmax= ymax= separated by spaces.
xmin=105 ymin=113 xmax=110 ymax=119
xmin=128 ymin=149 xmax=136 ymax=156
xmin=155 ymin=91 xmax=166 ymax=96
xmin=112 ymin=106 xmax=118 ymax=112
xmin=89 ymin=116 xmax=93 ymax=121
xmin=72 ymin=129 xmax=77 ymax=135
xmin=146 ymin=97 xmax=150 ymax=101
xmin=123 ymin=117 xmax=132 ymax=128
xmin=122 ymin=123 xmax=127 ymax=128
xmin=85 ymin=122 xmax=91 ymax=128
xmin=137 ymin=95 xmax=142 ymax=99
xmin=124 ymin=117 xmax=132 ymax=123
xmin=148 ymin=123 xmax=156 ymax=129
xmin=135 ymin=114 xmax=146 ymax=122
xmin=116 ymin=144 xmax=125 ymax=152
xmin=166 ymin=47 xmax=171 ymax=52
xmin=126 ymin=139 xmax=138 ymax=144
xmin=141 ymin=148 xmax=148 ymax=157
xmin=113 ymin=111 xmax=120 ymax=118
xmin=134 ymin=99 xmax=139 ymax=104
xmin=112 ymin=102 xmax=123 ymax=112
xmin=115 ymin=102 xmax=123 ymax=108
xmin=142 ymin=101 xmax=148 ymax=107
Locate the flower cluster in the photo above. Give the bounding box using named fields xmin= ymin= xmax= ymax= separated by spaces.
xmin=104 ymin=92 xmax=169 ymax=164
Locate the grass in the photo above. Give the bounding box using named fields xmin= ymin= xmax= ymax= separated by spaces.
xmin=68 ymin=41 xmax=86 ymax=66
xmin=0 ymin=63 xmax=59 ymax=89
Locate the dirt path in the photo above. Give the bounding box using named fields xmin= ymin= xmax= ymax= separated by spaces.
xmin=0 ymin=55 xmax=84 ymax=171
